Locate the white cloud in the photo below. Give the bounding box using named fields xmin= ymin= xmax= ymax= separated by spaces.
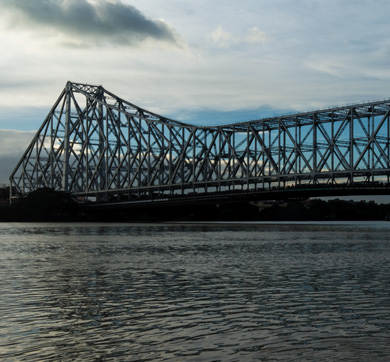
xmin=207 ymin=26 xmax=267 ymax=48
xmin=207 ymin=26 xmax=237 ymax=48
xmin=245 ymin=27 xmax=267 ymax=44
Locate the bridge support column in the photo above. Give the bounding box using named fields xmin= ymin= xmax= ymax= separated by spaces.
xmin=62 ymin=82 xmax=71 ymax=192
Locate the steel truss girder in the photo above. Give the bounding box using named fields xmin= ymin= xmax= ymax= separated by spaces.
xmin=9 ymin=82 xmax=390 ymax=201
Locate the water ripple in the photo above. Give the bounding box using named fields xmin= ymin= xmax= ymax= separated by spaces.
xmin=0 ymin=222 xmax=390 ymax=361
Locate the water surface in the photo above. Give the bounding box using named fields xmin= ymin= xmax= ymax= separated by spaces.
xmin=0 ymin=221 xmax=390 ymax=361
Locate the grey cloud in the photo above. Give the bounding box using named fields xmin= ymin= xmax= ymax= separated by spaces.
xmin=0 ymin=0 xmax=179 ymax=46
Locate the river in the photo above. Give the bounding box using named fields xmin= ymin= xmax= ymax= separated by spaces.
xmin=0 ymin=221 xmax=389 ymax=361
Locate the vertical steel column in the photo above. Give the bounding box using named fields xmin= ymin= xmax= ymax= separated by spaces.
xmin=294 ymin=118 xmax=298 ymax=186
xmin=50 ymin=115 xmax=54 ymax=188
xmin=283 ymin=120 xmax=286 ymax=188
xmin=137 ymin=118 xmax=142 ymax=190
xmin=247 ymin=125 xmax=249 ymax=188
xmin=218 ymin=128 xmax=221 ymax=192
xmin=350 ymin=109 xmax=354 ymax=183
xmin=231 ymin=127 xmax=234 ymax=189
xmin=62 ymin=82 xmax=71 ymax=192
xmin=268 ymin=127 xmax=271 ymax=178
xmin=147 ymin=122 xmax=151 ymax=190
xmin=298 ymin=123 xmax=302 ymax=177
xmin=282 ymin=120 xmax=286 ymax=174
xmin=203 ymin=129 xmax=207 ymax=192
xmin=181 ymin=127 xmax=185 ymax=194
xmin=86 ymin=97 xmax=90 ymax=192
xmin=278 ymin=118 xmax=281 ymax=188
xmin=9 ymin=181 xmax=13 ymax=201
xmin=169 ymin=125 xmax=172 ymax=193
xmin=128 ymin=119 xmax=132 ymax=191
xmin=262 ymin=125 xmax=265 ymax=189
xmin=368 ymin=110 xmax=371 ymax=178
xmin=387 ymin=111 xmax=390 ymax=185
xmin=161 ymin=124 xmax=165 ymax=187
xmin=254 ymin=127 xmax=257 ymax=190
xmin=331 ymin=111 xmax=335 ymax=184
xmin=313 ymin=114 xmax=317 ymax=184
xmin=192 ymin=128 xmax=195 ymax=192
xmin=116 ymin=112 xmax=121 ymax=193
xmin=371 ymin=109 xmax=375 ymax=181
xmin=104 ymin=99 xmax=108 ymax=192
xmin=97 ymin=87 xmax=106 ymax=192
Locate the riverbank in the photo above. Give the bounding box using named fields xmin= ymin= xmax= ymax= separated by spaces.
xmin=1 ymin=188 xmax=390 ymax=222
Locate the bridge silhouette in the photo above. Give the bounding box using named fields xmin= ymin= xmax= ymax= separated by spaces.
xmin=9 ymin=81 xmax=390 ymax=206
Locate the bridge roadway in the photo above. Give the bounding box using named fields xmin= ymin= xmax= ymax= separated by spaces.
xmin=85 ymin=183 xmax=390 ymax=209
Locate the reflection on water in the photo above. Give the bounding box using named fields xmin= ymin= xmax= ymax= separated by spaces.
xmin=0 ymin=221 xmax=390 ymax=361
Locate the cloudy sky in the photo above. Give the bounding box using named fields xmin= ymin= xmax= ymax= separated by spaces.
xmin=1 ymin=0 xmax=390 ymax=191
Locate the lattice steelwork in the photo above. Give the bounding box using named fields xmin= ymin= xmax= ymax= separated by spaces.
xmin=9 ymin=81 xmax=390 ymax=201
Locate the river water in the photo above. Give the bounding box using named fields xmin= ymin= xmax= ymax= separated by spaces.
xmin=0 ymin=221 xmax=390 ymax=361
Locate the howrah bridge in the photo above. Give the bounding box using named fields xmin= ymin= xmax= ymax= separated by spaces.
xmin=9 ymin=82 xmax=390 ymax=206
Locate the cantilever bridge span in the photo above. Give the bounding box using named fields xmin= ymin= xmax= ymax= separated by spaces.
xmin=9 ymin=82 xmax=390 ymax=204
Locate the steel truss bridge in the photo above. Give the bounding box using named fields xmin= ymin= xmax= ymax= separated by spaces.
xmin=9 ymin=81 xmax=390 ymax=205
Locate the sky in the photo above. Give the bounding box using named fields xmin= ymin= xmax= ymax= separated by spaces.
xmin=1 ymin=0 xmax=390 ymax=199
